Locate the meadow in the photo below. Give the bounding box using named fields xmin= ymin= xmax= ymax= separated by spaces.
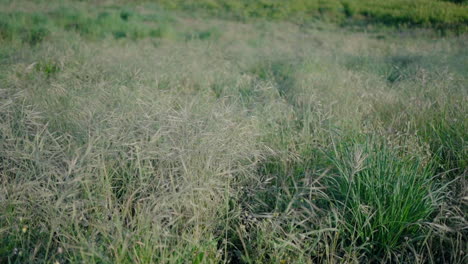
xmin=0 ymin=0 xmax=467 ymax=263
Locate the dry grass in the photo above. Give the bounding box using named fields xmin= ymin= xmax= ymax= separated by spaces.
xmin=0 ymin=1 xmax=467 ymax=263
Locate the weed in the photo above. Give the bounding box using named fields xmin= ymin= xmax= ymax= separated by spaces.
xmin=35 ymin=60 xmax=61 ymax=77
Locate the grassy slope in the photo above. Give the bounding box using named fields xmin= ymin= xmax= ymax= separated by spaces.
xmin=155 ymin=0 xmax=468 ymax=30
xmin=0 ymin=0 xmax=467 ymax=263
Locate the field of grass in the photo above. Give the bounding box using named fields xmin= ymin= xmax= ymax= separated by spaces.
xmin=157 ymin=0 xmax=468 ymax=31
xmin=0 ymin=0 xmax=467 ymax=263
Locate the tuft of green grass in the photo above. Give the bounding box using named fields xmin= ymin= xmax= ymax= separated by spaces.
xmin=0 ymin=12 xmax=51 ymax=45
xmin=326 ymin=138 xmax=444 ymax=260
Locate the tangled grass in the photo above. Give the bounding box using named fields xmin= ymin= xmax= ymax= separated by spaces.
xmin=0 ymin=1 xmax=467 ymax=263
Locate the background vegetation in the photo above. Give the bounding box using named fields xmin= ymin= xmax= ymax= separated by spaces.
xmin=156 ymin=0 xmax=468 ymax=31
xmin=0 ymin=0 xmax=467 ymax=263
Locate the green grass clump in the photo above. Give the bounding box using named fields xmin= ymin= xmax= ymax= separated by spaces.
xmin=0 ymin=12 xmax=51 ymax=45
xmin=49 ymin=7 xmax=156 ymax=40
xmin=327 ymin=138 xmax=443 ymax=260
xmin=0 ymin=5 xmax=179 ymax=45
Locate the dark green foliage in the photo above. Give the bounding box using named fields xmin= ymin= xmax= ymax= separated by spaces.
xmin=342 ymin=1 xmax=355 ymax=18
xmin=120 ymin=9 xmax=133 ymax=21
xmin=0 ymin=12 xmax=51 ymax=45
xmin=185 ymin=27 xmax=221 ymax=41
xmin=24 ymin=26 xmax=49 ymax=45
xmin=344 ymin=54 xmax=423 ymax=84
xmin=35 ymin=60 xmax=61 ymax=77
xmin=442 ymin=0 xmax=467 ymax=3
xmin=29 ymin=6 xmax=178 ymax=41
xmin=0 ymin=223 xmax=51 ymax=263
xmin=113 ymin=30 xmax=127 ymax=39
